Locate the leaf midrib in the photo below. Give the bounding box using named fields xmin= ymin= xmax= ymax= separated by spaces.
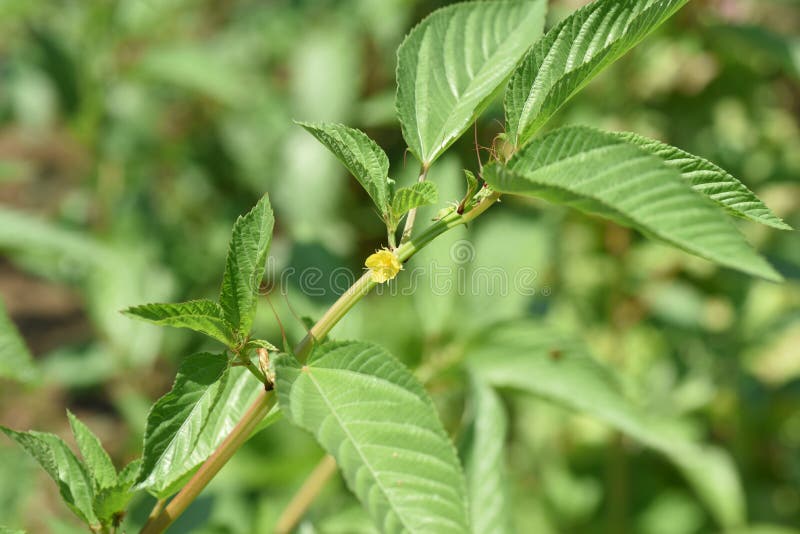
xmin=496 ymin=152 xmax=746 ymax=267
xmin=142 ymin=363 xmax=228 ymax=488
xmin=304 ymin=368 xmax=417 ymax=534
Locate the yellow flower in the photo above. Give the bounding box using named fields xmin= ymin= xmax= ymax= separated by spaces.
xmin=365 ymin=249 xmax=402 ymax=283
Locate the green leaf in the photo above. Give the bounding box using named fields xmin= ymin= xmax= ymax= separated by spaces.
xmin=396 ymin=0 xmax=547 ymax=166
xmin=93 ymin=459 xmax=142 ymax=526
xmin=505 ymin=0 xmax=689 ymax=146
xmin=297 ymin=121 xmax=392 ymax=217
xmin=117 ymin=457 xmax=143 ymax=487
xmin=1 ymin=427 xmax=98 ymax=526
xmin=612 ymin=132 xmax=792 ymax=230
xmin=390 ymin=182 xmax=439 ymax=229
xmin=123 ymin=299 xmax=236 ymax=347
xmin=243 ymin=338 xmax=280 ymax=352
xmin=93 ymin=486 xmax=131 ymax=528
xmin=66 ymin=411 xmax=117 ymax=491
xmin=275 ymin=341 xmax=470 ymax=533
xmin=460 ymin=170 xmax=480 ymax=210
xmin=461 ymin=379 xmax=513 ymax=534
xmin=484 ymin=126 xmax=781 ymax=281
xmin=135 ymin=353 xmax=264 ymax=498
xmin=0 ymin=298 xmax=37 ymax=384
xmin=467 ymin=321 xmax=745 ymax=528
xmin=220 ymin=194 xmax=275 ymax=335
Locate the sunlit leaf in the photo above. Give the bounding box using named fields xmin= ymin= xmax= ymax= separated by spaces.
xmin=505 ymin=0 xmax=689 ymax=146
xmin=123 ymin=299 xmax=236 ymax=347
xmin=275 ymin=341 xmax=470 ymax=533
xmin=93 ymin=459 xmax=142 ymax=526
xmin=390 ymin=182 xmax=439 ymax=230
xmin=135 ymin=353 xmax=264 ymax=498
xmin=66 ymin=411 xmax=117 ymax=491
xmin=461 ymin=379 xmax=513 ymax=534
xmin=219 ymin=194 xmax=275 ymax=335
xmin=297 ymin=121 xmax=392 ymax=217
xmin=484 ymin=126 xmax=781 ymax=281
xmin=0 ymin=427 xmax=98 ymax=526
xmin=467 ymin=321 xmax=745 ymax=527
xmin=614 ymin=132 xmax=791 ymax=230
xmin=396 ymin=0 xmax=547 ymax=166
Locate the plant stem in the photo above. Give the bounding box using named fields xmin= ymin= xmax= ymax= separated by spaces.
xmin=139 ymin=190 xmax=502 ymax=533
xmin=237 ymin=353 xmax=268 ymax=384
xmin=399 ymin=165 xmax=430 ymax=244
xmin=139 ymin=390 xmax=276 ymax=534
xmin=274 ymin=455 xmax=338 ymax=533
xmin=293 ymin=271 xmax=376 ymax=363
xmin=146 ymin=499 xmax=166 ymax=523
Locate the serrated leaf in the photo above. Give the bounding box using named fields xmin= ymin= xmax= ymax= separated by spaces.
xmin=297 ymin=121 xmax=392 ymax=217
xmin=0 ymin=298 xmax=37 ymax=384
xmin=220 ymin=195 xmax=274 ymax=335
xmin=66 ymin=411 xmax=117 ymax=491
xmin=505 ymin=0 xmax=689 ymax=146
xmin=484 ymin=126 xmax=781 ymax=281
xmin=467 ymin=321 xmax=745 ymax=527
xmin=612 ymin=132 xmax=792 ymax=230
xmin=1 ymin=427 xmax=98 ymax=526
xmin=390 ymin=182 xmax=439 ymax=230
xmin=93 ymin=459 xmax=142 ymax=526
xmin=117 ymin=458 xmax=142 ymax=486
xmin=461 ymin=379 xmax=513 ymax=534
xmin=396 ymin=0 xmax=547 ymax=166
xmin=135 ymin=353 xmax=264 ymax=498
xmin=275 ymin=341 xmax=470 ymax=533
xmin=123 ymin=299 xmax=236 ymax=347
xmin=244 ymin=338 xmax=280 ymax=352
xmin=93 ymin=489 xmax=128 ymax=527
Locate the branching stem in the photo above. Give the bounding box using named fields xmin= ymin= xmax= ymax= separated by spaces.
xmin=139 ymin=189 xmax=502 ymax=533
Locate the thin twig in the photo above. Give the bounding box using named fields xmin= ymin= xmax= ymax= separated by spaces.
xmin=274 ymin=455 xmax=338 ymax=534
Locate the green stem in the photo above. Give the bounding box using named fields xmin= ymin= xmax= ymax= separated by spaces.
xmin=236 ymin=352 xmax=268 ymax=384
xmin=140 ymin=391 xmax=276 ymax=534
xmin=293 ymin=271 xmax=376 ymax=363
xmin=139 ymin=190 xmax=502 ymax=533
xmin=399 ymin=165 xmax=430 ymax=245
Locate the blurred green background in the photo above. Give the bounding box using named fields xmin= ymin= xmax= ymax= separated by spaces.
xmin=0 ymin=0 xmax=798 ymax=532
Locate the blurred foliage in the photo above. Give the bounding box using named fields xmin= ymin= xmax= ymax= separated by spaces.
xmin=0 ymin=0 xmax=798 ymax=532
